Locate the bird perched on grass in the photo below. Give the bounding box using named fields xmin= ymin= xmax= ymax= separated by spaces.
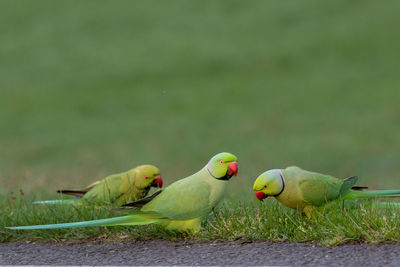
xmin=253 ymin=166 xmax=400 ymax=218
xmin=34 ymin=165 xmax=163 ymax=206
xmin=8 ymin=152 xmax=238 ymax=233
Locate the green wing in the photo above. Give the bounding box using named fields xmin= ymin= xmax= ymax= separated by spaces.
xmin=294 ymin=170 xmax=343 ymax=206
xmin=285 ymin=166 xmax=303 ymax=170
xmin=339 ymin=176 xmax=358 ymax=196
xmin=81 ymin=173 xmax=132 ymax=203
xmin=141 ymin=172 xmax=212 ymax=220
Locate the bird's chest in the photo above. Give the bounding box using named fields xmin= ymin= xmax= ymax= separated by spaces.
xmin=208 ymin=179 xmax=228 ymax=208
xmin=275 ymin=180 xmax=306 ymax=210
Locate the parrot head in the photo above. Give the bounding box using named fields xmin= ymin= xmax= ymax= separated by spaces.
xmin=134 ymin=165 xmax=163 ymax=189
xmin=207 ymin=152 xmax=238 ymax=180
xmin=253 ymin=169 xmax=285 ymax=201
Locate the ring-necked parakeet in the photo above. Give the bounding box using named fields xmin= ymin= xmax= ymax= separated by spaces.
xmin=253 ymin=167 xmax=400 ymax=217
xmin=8 ymin=152 xmax=238 ymax=233
xmin=34 ymin=165 xmax=163 ymax=206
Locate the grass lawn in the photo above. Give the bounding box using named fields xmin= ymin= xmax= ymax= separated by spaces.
xmin=1 ymin=0 xmax=400 ymax=244
xmin=2 ymin=196 xmax=400 ymax=246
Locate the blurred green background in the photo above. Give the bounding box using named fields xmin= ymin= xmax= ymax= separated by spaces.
xmin=1 ymin=0 xmax=400 ymax=199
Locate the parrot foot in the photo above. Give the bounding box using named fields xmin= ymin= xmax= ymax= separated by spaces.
xmin=302 ymin=205 xmax=315 ymax=219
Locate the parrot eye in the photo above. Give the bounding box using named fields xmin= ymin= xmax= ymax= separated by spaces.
xmin=219 ymin=160 xmax=224 ymax=164
xmin=264 ymin=185 xmax=268 ymax=189
xmin=145 ymin=176 xmax=149 ymax=180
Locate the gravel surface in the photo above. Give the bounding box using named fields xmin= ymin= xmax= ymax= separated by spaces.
xmin=1 ymin=240 xmax=400 ymax=266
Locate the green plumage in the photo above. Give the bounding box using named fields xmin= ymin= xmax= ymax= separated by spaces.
xmin=33 ymin=165 xmax=162 ymax=206
xmin=253 ymin=167 xmax=400 ymax=217
xmin=8 ymin=152 xmax=238 ymax=233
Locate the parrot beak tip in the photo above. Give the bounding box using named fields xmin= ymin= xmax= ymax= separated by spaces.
xmin=152 ymin=176 xmax=163 ymax=188
xmin=255 ymin=191 xmax=266 ymax=201
xmin=227 ymin=161 xmax=238 ymax=176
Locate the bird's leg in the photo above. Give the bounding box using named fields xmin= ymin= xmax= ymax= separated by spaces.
xmin=303 ymin=205 xmax=315 ymax=219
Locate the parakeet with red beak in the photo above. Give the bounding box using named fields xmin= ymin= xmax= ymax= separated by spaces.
xmin=34 ymin=165 xmax=163 ymax=206
xmin=253 ymin=167 xmax=400 ymax=218
xmin=8 ymin=152 xmax=238 ymax=233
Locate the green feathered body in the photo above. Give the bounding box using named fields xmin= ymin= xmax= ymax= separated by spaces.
xmin=34 ymin=165 xmax=160 ymax=206
xmin=9 ymin=168 xmax=227 ymax=232
xmin=8 ymin=152 xmax=238 ymax=232
xmin=274 ymin=168 xmax=400 ymax=216
xmin=276 ymin=168 xmax=343 ymax=211
xmin=140 ymin=167 xmax=228 ymax=231
xmin=78 ymin=171 xmax=150 ymax=206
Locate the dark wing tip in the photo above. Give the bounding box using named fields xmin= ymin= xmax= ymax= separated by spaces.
xmin=57 ymin=190 xmax=88 ymax=197
xmin=122 ymin=190 xmax=163 ymax=208
xmin=351 ymin=186 xmax=369 ymax=191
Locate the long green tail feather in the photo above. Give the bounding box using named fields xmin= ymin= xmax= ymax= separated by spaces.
xmin=343 ymin=189 xmax=400 ymax=200
xmin=371 ymin=202 xmax=400 ymax=208
xmin=7 ymin=215 xmax=157 ymax=230
xmin=32 ymin=199 xmax=77 ymax=205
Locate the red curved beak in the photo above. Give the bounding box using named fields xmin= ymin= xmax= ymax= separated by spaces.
xmin=227 ymin=161 xmax=238 ymax=176
xmin=255 ymin=191 xmax=267 ymax=201
xmin=151 ymin=175 xmax=163 ymax=188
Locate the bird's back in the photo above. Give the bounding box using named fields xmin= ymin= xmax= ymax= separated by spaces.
xmin=141 ymin=167 xmax=225 ymax=220
xmin=81 ymin=172 xmax=137 ymax=205
xmin=281 ymin=169 xmax=343 ymax=207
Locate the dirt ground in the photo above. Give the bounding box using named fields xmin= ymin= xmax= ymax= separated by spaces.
xmin=1 ymin=240 xmax=400 ymax=266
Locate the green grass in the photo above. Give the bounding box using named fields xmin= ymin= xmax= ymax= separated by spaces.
xmin=1 ymin=0 xmax=400 ymax=244
xmin=2 ymin=195 xmax=400 ymax=246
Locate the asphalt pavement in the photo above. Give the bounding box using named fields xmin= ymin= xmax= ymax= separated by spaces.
xmin=1 ymin=240 xmax=400 ymax=266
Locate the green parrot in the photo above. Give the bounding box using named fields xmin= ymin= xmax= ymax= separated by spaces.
xmin=8 ymin=152 xmax=238 ymax=233
xmin=253 ymin=167 xmax=400 ymax=218
xmin=34 ymin=165 xmax=163 ymax=206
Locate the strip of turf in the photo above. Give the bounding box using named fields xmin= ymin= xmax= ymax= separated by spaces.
xmin=2 ymin=196 xmax=400 ymax=246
